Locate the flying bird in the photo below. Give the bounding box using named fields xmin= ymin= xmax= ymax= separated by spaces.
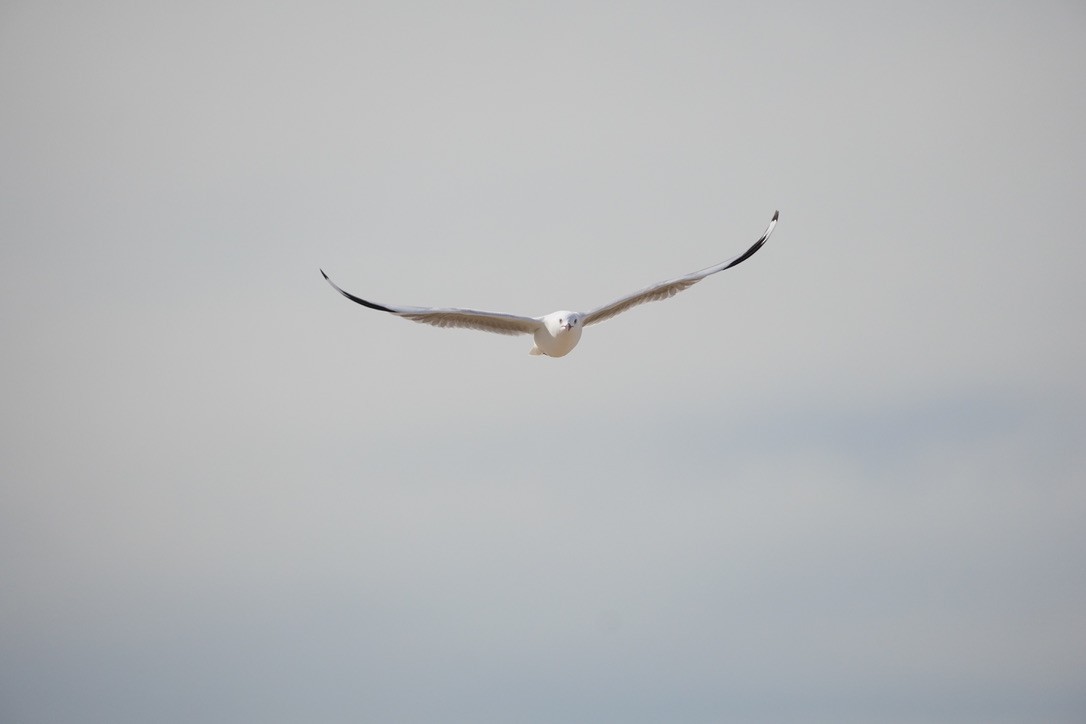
xmin=321 ymin=210 xmax=778 ymax=357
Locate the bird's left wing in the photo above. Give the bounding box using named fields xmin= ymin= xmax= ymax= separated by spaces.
xmin=581 ymin=210 xmax=778 ymax=327
xmin=321 ymin=270 xmax=542 ymax=336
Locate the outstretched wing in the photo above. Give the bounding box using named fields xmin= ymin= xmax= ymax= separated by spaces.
xmin=581 ymin=210 xmax=778 ymax=327
xmin=320 ymin=270 xmax=543 ymax=336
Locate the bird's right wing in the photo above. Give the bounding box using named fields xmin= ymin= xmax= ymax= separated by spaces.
xmin=320 ymin=270 xmax=543 ymax=336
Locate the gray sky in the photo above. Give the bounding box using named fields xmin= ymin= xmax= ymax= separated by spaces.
xmin=2 ymin=1 xmax=1084 ymax=723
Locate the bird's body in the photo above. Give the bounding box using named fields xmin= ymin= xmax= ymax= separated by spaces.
xmin=530 ymin=312 xmax=584 ymax=357
xmin=321 ymin=211 xmax=778 ymax=357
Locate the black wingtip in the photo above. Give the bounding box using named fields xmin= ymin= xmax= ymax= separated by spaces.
xmin=319 ymin=269 xmax=399 ymax=314
xmin=720 ymin=211 xmax=779 ymax=271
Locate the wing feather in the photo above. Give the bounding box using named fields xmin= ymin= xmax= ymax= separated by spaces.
xmin=397 ymin=308 xmax=541 ymax=336
xmin=320 ymin=270 xmax=541 ymax=336
xmin=581 ymin=210 xmax=778 ymax=327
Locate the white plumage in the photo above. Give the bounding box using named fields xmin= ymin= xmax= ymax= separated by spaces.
xmin=321 ymin=210 xmax=778 ymax=357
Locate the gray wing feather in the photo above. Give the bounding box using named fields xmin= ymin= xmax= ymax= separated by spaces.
xmin=397 ymin=308 xmax=542 ymax=336
xmin=321 ymin=270 xmax=542 ymax=336
xmin=581 ymin=211 xmax=778 ymax=327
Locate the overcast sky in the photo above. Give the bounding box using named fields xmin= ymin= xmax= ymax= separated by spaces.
xmin=2 ymin=2 xmax=1085 ymax=723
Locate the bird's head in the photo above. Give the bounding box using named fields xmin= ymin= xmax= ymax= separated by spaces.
xmin=549 ymin=311 xmax=582 ymax=334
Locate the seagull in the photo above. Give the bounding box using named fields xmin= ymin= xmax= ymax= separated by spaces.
xmin=321 ymin=210 xmax=778 ymax=357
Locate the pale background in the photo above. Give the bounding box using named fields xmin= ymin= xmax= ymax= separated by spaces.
xmin=2 ymin=2 xmax=1084 ymax=723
